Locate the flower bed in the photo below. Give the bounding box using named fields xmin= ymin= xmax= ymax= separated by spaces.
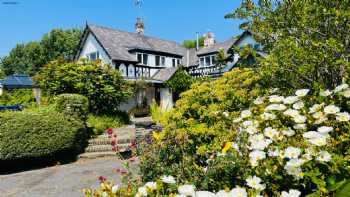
xmin=84 ymin=81 xmax=350 ymax=196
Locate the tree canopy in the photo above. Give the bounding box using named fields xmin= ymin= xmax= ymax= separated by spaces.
xmin=182 ymin=36 xmax=205 ymax=49
xmin=35 ymin=59 xmax=133 ymax=114
xmin=226 ymin=0 xmax=350 ymax=91
xmin=0 ymin=28 xmax=82 ymax=76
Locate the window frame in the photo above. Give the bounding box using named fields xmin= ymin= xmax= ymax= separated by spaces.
xmin=86 ymin=51 xmax=99 ymax=61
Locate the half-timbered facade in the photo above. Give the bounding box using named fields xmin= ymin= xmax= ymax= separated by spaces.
xmin=75 ymin=19 xmax=262 ymax=111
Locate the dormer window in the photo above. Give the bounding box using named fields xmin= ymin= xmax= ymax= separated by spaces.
xmin=199 ymin=55 xmax=217 ymax=67
xmin=136 ymin=53 xmax=148 ymax=65
xmin=87 ymin=51 xmax=99 ymax=61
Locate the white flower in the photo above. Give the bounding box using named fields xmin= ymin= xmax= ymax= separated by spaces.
xmin=254 ymin=97 xmax=264 ymax=105
xmin=336 ymin=112 xmax=350 ymax=122
xmin=269 ymin=95 xmax=284 ymax=103
xmin=314 ymin=116 xmax=328 ymax=124
xmin=324 ymin=105 xmax=340 ymax=114
xmin=261 ymin=112 xmax=276 ymax=120
xmin=334 ymin=83 xmax=349 ymax=93
xmin=228 ymin=188 xmax=247 ymax=197
xmin=309 ymin=103 xmax=325 ymax=114
xmin=317 ymin=126 xmax=333 ymax=134
xmin=246 ymin=176 xmax=266 ymax=191
xmin=195 ymin=191 xmax=216 ymax=197
xmin=284 ymin=160 xmax=304 ymax=179
xmin=175 ymin=195 xmax=187 ymax=197
xmin=320 ymin=89 xmax=332 ymax=97
xmin=282 ymin=128 xmax=295 ymax=137
xmin=102 ymin=192 xmax=108 ymax=197
xmin=342 ymin=88 xmax=350 ymax=98
xmin=264 ymin=127 xmax=279 ymax=139
xmin=137 ymin=187 xmax=147 ymax=197
xmin=161 ymin=175 xmax=176 ymax=184
xmin=293 ymin=124 xmax=306 ymax=130
xmin=249 ymin=134 xmax=272 ymax=150
xmin=284 ymin=147 xmax=302 ymax=159
xmin=293 ymin=115 xmax=307 ymax=123
xmin=215 ymin=190 xmax=230 ymax=197
xmin=178 ymin=185 xmax=196 ymax=196
xmin=145 ymin=182 xmax=157 ymax=190
xmin=112 ymin=185 xmax=119 ymax=193
xmin=317 ymin=151 xmax=332 ymax=162
xmin=312 ymin=111 xmax=324 ymax=119
xmin=249 ymin=150 xmax=266 ymax=166
xmin=283 ymin=96 xmax=299 ymax=104
xmin=281 ymin=189 xmax=301 ymax=197
xmin=265 ymin=104 xmax=287 ymax=111
xmin=295 ymin=89 xmax=310 ymax=97
xmin=223 ymin=112 xmax=229 ymax=117
xmin=292 ymin=101 xmax=304 ymax=110
xmin=283 ymin=109 xmax=300 ymax=118
xmin=233 ymin=117 xmax=243 ymax=123
xmin=242 ymin=120 xmax=253 ymax=128
xmin=241 ymin=110 xmax=252 ymax=119
xmin=303 ymin=132 xmax=328 ymax=146
xmin=245 ymin=126 xmax=258 ymax=135
xmin=268 ymin=148 xmax=280 ymax=157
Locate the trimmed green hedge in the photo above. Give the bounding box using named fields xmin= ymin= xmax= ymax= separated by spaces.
xmin=0 ymin=111 xmax=85 ymax=161
xmin=54 ymin=94 xmax=89 ymax=121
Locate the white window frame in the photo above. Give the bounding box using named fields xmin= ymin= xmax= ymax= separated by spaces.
xmin=136 ymin=52 xmax=149 ymax=66
xmin=86 ymin=51 xmax=99 ymax=61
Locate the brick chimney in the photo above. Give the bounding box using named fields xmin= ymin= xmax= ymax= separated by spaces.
xmin=135 ymin=17 xmax=144 ymax=35
xmin=204 ymin=31 xmax=215 ymax=47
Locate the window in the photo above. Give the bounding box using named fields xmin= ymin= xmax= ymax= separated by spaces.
xmin=205 ymin=56 xmax=211 ymax=67
xmin=155 ymin=56 xmax=160 ymax=66
xmin=161 ymin=57 xmax=166 ymax=66
xmin=137 ymin=53 xmax=142 ymax=62
xmin=177 ymin=59 xmax=181 ymax=66
xmin=172 ymin=59 xmax=176 ymax=67
xmin=200 ymin=57 xmax=205 ymax=67
xmin=211 ymin=56 xmax=216 ymax=65
xmin=143 ymin=54 xmax=148 ymax=65
xmin=87 ymin=51 xmax=99 ymax=61
xmin=136 ymin=53 xmax=149 ymax=65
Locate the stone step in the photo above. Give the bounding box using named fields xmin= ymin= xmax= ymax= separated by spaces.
xmin=88 ymin=137 xmax=133 ymax=146
xmin=79 ymin=151 xmax=117 ymax=159
xmin=85 ymin=144 xmax=130 ymax=153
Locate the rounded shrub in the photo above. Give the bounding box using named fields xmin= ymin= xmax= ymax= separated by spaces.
xmin=55 ymin=93 xmax=89 ymax=121
xmin=0 ymin=111 xmax=85 ymax=161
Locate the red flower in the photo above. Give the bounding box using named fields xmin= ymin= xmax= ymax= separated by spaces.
xmin=106 ymin=128 xmax=113 ymax=136
xmin=98 ymin=176 xmax=107 ymax=183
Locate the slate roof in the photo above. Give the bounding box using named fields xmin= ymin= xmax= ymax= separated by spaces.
xmin=152 ymin=67 xmax=179 ymax=82
xmin=0 ymin=74 xmax=36 ymax=89
xmin=196 ymin=38 xmax=237 ymax=56
xmin=85 ymin=24 xmax=187 ymax=62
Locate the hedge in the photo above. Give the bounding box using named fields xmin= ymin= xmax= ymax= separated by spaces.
xmin=54 ymin=94 xmax=89 ymax=121
xmin=0 ymin=111 xmax=85 ymax=161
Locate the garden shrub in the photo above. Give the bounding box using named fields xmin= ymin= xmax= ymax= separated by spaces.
xmin=55 ymin=93 xmax=89 ymax=121
xmin=0 ymin=111 xmax=85 ymax=161
xmin=0 ymin=89 xmax=36 ymax=106
xmin=138 ymin=76 xmax=350 ymax=195
xmin=140 ymin=68 xmax=268 ymax=187
xmin=87 ymin=114 xmax=125 ymax=136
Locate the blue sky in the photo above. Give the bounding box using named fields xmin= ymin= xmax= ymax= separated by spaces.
xmin=0 ymin=0 xmax=243 ymax=57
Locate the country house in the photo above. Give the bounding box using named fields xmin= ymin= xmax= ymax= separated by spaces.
xmin=75 ymin=18 xmax=262 ymax=112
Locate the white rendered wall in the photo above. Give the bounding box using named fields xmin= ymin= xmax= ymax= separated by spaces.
xmin=160 ymin=87 xmax=174 ymax=110
xmin=79 ymin=33 xmax=114 ymax=67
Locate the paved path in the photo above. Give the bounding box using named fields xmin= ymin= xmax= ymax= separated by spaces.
xmin=0 ymin=157 xmax=135 ymax=197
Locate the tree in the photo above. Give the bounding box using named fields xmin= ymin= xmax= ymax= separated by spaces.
xmin=182 ymin=36 xmax=205 ymax=49
xmin=226 ymin=0 xmax=350 ymax=90
xmin=0 ymin=28 xmax=82 ymax=76
xmin=35 ymin=59 xmax=133 ymax=114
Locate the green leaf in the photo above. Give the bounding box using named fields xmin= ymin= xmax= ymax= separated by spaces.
xmin=336 ymin=181 xmax=350 ymax=197
xmin=329 ymin=179 xmax=347 ymax=192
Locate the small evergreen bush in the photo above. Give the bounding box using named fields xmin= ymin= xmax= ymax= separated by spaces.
xmin=0 ymin=111 xmax=85 ymax=161
xmin=55 ymin=94 xmax=89 ymax=121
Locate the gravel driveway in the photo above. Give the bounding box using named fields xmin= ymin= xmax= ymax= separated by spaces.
xmin=0 ymin=157 xmax=134 ymax=197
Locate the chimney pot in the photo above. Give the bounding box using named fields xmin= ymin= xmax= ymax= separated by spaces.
xmin=135 ymin=17 xmax=144 ymax=35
